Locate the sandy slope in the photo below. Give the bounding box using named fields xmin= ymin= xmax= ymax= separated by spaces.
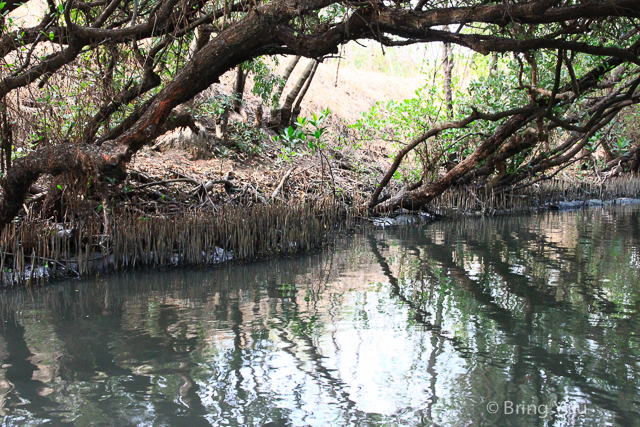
xmin=283 ymin=60 xmax=425 ymax=123
xmin=217 ymin=56 xmax=426 ymax=125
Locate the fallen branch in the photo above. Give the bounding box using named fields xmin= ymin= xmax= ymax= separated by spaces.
xmin=128 ymin=169 xmax=154 ymax=184
xmin=145 ymin=188 xmax=176 ymax=202
xmin=271 ymin=167 xmax=295 ymax=200
xmin=25 ymin=192 xmax=47 ymax=205
xmin=136 ymin=178 xmax=200 ymax=189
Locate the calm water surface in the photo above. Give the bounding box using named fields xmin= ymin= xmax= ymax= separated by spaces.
xmin=1 ymin=206 xmax=640 ymax=426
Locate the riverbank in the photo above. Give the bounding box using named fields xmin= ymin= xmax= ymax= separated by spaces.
xmin=3 ymin=173 xmax=640 ymax=287
xmin=0 ymin=198 xmax=363 ymax=287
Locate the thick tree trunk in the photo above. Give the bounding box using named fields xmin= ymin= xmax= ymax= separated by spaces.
xmin=0 ymin=143 xmax=126 ymax=226
xmin=457 ymin=129 xmax=537 ymax=185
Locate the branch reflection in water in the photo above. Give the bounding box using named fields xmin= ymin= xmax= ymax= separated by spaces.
xmin=0 ymin=205 xmax=639 ymax=426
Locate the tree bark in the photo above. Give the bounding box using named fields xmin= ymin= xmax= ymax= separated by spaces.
xmin=0 ymin=142 xmax=126 ymax=226
xmin=280 ymin=59 xmax=317 ymax=128
xmin=268 ymin=55 xmax=301 ymax=128
xmin=291 ymin=60 xmax=319 ymax=124
xmin=232 ymin=64 xmax=246 ymax=113
xmin=1 ymin=97 xmax=11 ymax=174
xmin=254 ymin=104 xmax=263 ymax=127
xmin=182 ymin=25 xmax=213 ymax=112
xmin=443 ymin=42 xmax=454 ymax=118
xmin=631 ymin=146 xmax=640 ymax=175
xmin=489 ymin=52 xmax=498 ymax=76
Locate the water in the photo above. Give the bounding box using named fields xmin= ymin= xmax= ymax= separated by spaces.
xmin=1 ymin=205 xmax=640 ymax=426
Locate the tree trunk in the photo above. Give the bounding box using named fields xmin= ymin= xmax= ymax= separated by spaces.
xmin=0 ymin=143 xmax=126 ymax=227
xmin=232 ymin=64 xmax=246 ymax=113
xmin=268 ymin=55 xmax=300 ymax=128
xmin=631 ymin=145 xmax=640 ymax=175
xmin=182 ymin=25 xmax=213 ymax=112
xmin=489 ymin=52 xmax=498 ymax=76
xmin=294 ymin=61 xmax=318 ymax=110
xmin=1 ymin=98 xmax=11 ymax=174
xmin=280 ymin=59 xmax=317 ymax=128
xmin=216 ymin=109 xmax=229 ymax=139
xmin=600 ymin=134 xmax=614 ymax=162
xmin=254 ymin=104 xmax=263 ymax=127
xmin=443 ymin=42 xmax=454 ymax=118
xmin=191 ymin=25 xmax=212 ymax=55
xmin=291 ymin=60 xmax=319 ymax=125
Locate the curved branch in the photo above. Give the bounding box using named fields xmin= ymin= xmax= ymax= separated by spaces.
xmin=384 ymin=0 xmax=640 ymax=28
xmin=379 ymin=29 xmax=640 ymax=66
xmin=82 ymin=70 xmax=161 ymax=144
xmin=369 ymin=106 xmax=539 ymax=208
xmin=381 ymin=111 xmax=543 ymax=211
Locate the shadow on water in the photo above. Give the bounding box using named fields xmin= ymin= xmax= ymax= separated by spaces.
xmin=0 ymin=205 xmax=639 ymax=426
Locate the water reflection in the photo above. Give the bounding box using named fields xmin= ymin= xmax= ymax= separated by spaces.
xmin=0 ymin=205 xmax=639 ymax=426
